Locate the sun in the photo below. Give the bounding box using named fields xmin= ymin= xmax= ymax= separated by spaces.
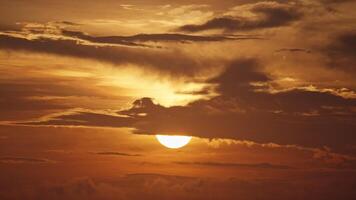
xmin=155 ymin=135 xmax=192 ymax=149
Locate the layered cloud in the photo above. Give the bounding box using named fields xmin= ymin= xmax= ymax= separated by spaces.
xmin=0 ymin=23 xmax=256 ymax=77
xmin=0 ymin=34 xmax=205 ymax=76
xmin=61 ymin=30 xmax=259 ymax=44
xmin=20 ymin=59 xmax=356 ymax=153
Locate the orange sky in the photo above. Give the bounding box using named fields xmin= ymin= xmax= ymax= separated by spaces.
xmin=0 ymin=1 xmax=356 ymax=199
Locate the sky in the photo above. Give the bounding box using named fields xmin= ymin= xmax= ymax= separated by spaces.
xmin=0 ymin=0 xmax=356 ymax=199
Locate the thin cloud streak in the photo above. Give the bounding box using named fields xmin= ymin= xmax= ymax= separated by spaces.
xmin=174 ymin=161 xmax=294 ymax=169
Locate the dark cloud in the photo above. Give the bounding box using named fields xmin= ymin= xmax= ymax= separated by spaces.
xmin=122 ymin=98 xmax=355 ymax=152
xmin=57 ymin=21 xmax=82 ymax=26
xmin=0 ymin=34 xmax=216 ymax=76
xmin=322 ymin=32 xmax=356 ymax=72
xmin=326 ymin=32 xmax=356 ymax=57
xmin=62 ymin=30 xmax=261 ymax=44
xmin=206 ymin=59 xmax=355 ymax=113
xmin=93 ymin=151 xmax=142 ymax=157
xmin=0 ymin=156 xmax=55 ymax=164
xmin=174 ymin=161 xmax=293 ymax=169
xmin=178 ymin=2 xmax=303 ymax=32
xmin=275 ymin=48 xmax=311 ymax=53
xmin=319 ymin=0 xmax=355 ymax=4
xmin=61 ymin=30 xmax=151 ymax=47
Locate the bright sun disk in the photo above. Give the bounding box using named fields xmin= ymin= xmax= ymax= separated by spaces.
xmin=155 ymin=135 xmax=192 ymax=149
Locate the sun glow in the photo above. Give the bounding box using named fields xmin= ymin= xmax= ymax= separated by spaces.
xmin=155 ymin=135 xmax=192 ymax=149
xmin=98 ymin=66 xmax=214 ymax=107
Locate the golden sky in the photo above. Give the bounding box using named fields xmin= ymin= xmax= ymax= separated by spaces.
xmin=0 ymin=0 xmax=356 ymax=199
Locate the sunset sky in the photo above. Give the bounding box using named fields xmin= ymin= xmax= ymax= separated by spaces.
xmin=0 ymin=0 xmax=356 ymax=199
